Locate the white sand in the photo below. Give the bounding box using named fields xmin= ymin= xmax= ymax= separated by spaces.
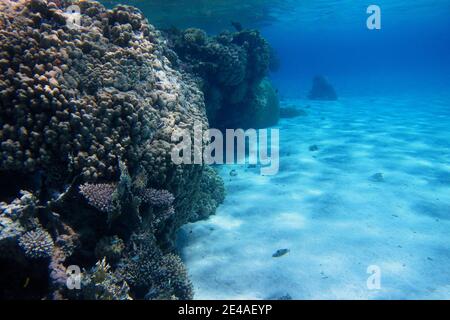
xmin=179 ymin=95 xmax=450 ymax=299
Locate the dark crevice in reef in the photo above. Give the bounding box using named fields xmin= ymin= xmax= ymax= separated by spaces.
xmin=0 ymin=0 xmax=274 ymax=300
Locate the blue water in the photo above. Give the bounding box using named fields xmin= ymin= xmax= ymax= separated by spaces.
xmin=174 ymin=1 xmax=450 ymax=299
xmin=263 ymin=0 xmax=450 ymax=97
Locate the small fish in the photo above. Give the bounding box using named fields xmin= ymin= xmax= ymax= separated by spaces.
xmin=229 ymin=169 xmax=238 ymax=177
xmin=272 ymin=248 xmax=290 ymax=258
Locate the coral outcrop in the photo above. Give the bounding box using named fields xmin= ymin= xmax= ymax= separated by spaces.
xmin=18 ymin=228 xmax=54 ymax=259
xmin=0 ymin=0 xmax=225 ymax=300
xmin=116 ymin=232 xmax=193 ymax=300
xmin=308 ymin=75 xmax=338 ymax=101
xmin=165 ymin=27 xmax=280 ymax=129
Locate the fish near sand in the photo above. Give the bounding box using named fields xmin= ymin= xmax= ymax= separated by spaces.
xmin=272 ymin=249 xmax=290 ymax=257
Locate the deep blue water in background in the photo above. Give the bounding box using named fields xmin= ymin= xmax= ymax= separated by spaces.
xmin=261 ymin=1 xmax=450 ymax=98
xmin=113 ymin=0 xmax=450 ymax=98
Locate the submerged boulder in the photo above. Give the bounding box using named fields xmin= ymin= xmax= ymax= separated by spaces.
xmin=308 ymin=76 xmax=338 ymax=101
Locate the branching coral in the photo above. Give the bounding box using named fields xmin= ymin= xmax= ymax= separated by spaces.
xmin=79 ymin=183 xmax=117 ymax=213
xmin=18 ymin=228 xmax=54 ymax=259
xmin=117 ymin=232 xmax=193 ymax=300
xmin=0 ymin=0 xmax=227 ymax=300
xmin=95 ymin=235 xmax=125 ymax=262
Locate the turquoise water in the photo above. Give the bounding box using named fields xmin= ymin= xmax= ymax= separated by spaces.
xmin=180 ymin=95 xmax=450 ymax=299
xmin=2 ymin=0 xmax=449 ymax=301
xmin=173 ymin=1 xmax=450 ymax=299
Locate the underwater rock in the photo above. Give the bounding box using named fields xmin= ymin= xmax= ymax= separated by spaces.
xmin=272 ymin=248 xmax=290 ymax=257
xmin=279 ymin=107 xmax=308 ymax=118
xmin=0 ymin=0 xmax=207 ymax=190
xmin=165 ymin=27 xmax=279 ymax=128
xmin=268 ymin=47 xmax=281 ymax=73
xmin=370 ymin=173 xmax=385 ymax=182
xmin=0 ymin=0 xmax=225 ymax=300
xmin=308 ymin=76 xmax=338 ymax=101
xmin=0 ymin=216 xmax=24 ymax=242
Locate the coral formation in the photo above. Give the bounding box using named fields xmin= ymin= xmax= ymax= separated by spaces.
xmin=165 ymin=27 xmax=279 ymax=128
xmin=279 ymin=107 xmax=308 ymax=118
xmin=192 ymin=166 xmax=226 ymax=221
xmin=0 ymin=0 xmax=225 ymax=300
xmin=308 ymin=75 xmax=338 ymax=101
xmin=79 ymin=183 xmax=117 ymax=213
xmin=95 ymin=235 xmax=125 ymax=262
xmin=116 ymin=232 xmax=193 ymax=300
xmin=18 ymin=228 xmax=54 ymax=259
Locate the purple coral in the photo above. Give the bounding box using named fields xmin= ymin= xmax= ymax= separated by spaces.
xmin=18 ymin=228 xmax=54 ymax=259
xmin=79 ymin=183 xmax=117 ymax=213
xmin=140 ymin=189 xmax=175 ymax=207
xmin=140 ymin=189 xmax=175 ymax=222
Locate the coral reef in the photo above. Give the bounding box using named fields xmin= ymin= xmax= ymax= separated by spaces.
xmin=0 ymin=0 xmax=206 ymax=185
xmin=127 ymin=1 xmax=295 ymax=33
xmin=0 ymin=0 xmax=225 ymax=300
xmin=165 ymin=27 xmax=279 ymax=128
xmin=192 ymin=166 xmax=226 ymax=221
xmin=95 ymin=235 xmax=125 ymax=263
xmin=78 ymin=258 xmax=132 ymax=300
xmin=308 ymin=75 xmax=338 ymax=101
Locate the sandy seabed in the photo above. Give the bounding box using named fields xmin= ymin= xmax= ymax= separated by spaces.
xmin=179 ymin=94 xmax=450 ymax=299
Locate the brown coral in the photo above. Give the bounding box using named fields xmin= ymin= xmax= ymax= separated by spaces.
xmin=18 ymin=228 xmax=54 ymax=259
xmin=0 ymin=0 xmax=207 ymax=188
